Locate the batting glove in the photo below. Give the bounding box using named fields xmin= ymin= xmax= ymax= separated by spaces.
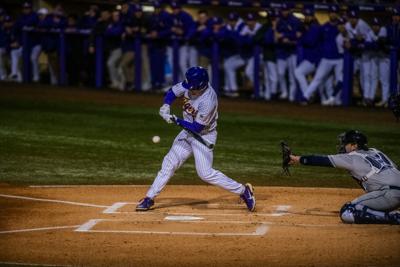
xmin=170 ymin=114 xmax=178 ymax=125
xmin=159 ymin=104 xmax=170 ymax=117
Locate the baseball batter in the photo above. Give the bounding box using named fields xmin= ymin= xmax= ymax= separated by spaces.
xmin=289 ymin=130 xmax=400 ymax=224
xmin=136 ymin=66 xmax=256 ymax=212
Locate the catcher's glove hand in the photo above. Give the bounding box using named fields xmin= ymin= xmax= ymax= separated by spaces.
xmin=280 ymin=141 xmax=291 ymax=175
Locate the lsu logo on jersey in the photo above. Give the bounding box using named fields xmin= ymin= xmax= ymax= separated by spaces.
xmin=183 ymin=97 xmax=198 ymax=118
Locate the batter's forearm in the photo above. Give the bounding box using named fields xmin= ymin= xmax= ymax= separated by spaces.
xmin=164 ymin=89 xmax=177 ymax=105
xmin=300 ymin=155 xmax=334 ymax=167
xmin=175 ymin=118 xmax=205 ymax=134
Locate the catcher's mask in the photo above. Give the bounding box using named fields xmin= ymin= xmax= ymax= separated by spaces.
xmin=337 ymin=130 xmax=368 ymax=153
xmin=389 ymin=93 xmax=400 ymax=122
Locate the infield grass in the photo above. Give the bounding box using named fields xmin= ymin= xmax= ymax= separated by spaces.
xmin=0 ymin=84 xmax=399 ymax=188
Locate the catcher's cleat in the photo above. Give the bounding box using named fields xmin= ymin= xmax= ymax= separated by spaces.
xmin=388 ymin=211 xmax=400 ymax=225
xmin=240 ymin=183 xmax=256 ymax=212
xmin=136 ymin=197 xmax=154 ymax=211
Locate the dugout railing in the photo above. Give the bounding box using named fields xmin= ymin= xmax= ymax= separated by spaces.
xmin=20 ymin=27 xmax=399 ymax=107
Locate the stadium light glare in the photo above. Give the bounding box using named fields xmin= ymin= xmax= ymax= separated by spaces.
xmin=293 ymin=12 xmax=305 ymax=20
xmin=143 ymin=5 xmax=155 ymax=12
xmin=258 ymin=11 xmax=268 ymax=18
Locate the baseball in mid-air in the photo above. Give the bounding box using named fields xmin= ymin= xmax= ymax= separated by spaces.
xmin=152 ymin=135 xmax=160 ymax=143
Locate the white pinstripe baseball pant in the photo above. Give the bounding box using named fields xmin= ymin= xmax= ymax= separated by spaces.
xmin=146 ymin=130 xmax=245 ymax=199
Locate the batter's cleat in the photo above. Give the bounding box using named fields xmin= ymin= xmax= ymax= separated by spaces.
xmin=136 ymin=197 xmax=154 ymax=211
xmin=240 ymin=183 xmax=256 ymax=212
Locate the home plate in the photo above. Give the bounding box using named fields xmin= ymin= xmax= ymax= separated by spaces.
xmin=164 ymin=216 xmax=204 ymax=221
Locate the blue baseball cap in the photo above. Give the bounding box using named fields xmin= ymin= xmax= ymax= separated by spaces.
xmin=372 ymin=17 xmax=380 ymax=25
xmin=211 ymin=16 xmax=223 ymax=25
xmin=267 ymin=9 xmax=279 ymax=18
xmin=281 ymin=3 xmax=290 ymax=11
xmin=170 ymin=1 xmax=181 ymax=9
xmin=338 ymin=17 xmax=346 ymax=25
xmin=392 ymin=6 xmax=400 ymax=16
xmin=228 ymin=12 xmax=239 ymax=21
xmin=348 ymin=10 xmax=359 ymax=18
xmin=132 ymin=4 xmax=142 ymax=12
xmin=246 ymin=12 xmax=256 ymax=21
xmin=22 ymin=2 xmax=32 ymax=8
xmin=304 ymin=7 xmax=314 ymax=16
xmin=153 ymin=1 xmax=161 ymax=8
xmin=329 ymin=5 xmax=339 ymax=13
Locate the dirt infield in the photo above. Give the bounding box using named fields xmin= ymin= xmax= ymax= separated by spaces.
xmin=0 ymin=185 xmax=399 ymax=267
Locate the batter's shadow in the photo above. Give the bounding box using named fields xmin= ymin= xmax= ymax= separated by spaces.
xmin=154 ymin=194 xmax=246 ymax=210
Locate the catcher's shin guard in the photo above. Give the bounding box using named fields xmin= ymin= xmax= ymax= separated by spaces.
xmin=340 ymin=203 xmax=398 ymax=224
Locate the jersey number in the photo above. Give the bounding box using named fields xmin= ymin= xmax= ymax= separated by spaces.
xmin=365 ymin=152 xmax=392 ymax=172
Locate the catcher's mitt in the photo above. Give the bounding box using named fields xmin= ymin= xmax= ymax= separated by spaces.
xmin=280 ymin=141 xmax=291 ymax=175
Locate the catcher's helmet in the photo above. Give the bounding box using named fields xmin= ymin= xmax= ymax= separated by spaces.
xmin=337 ymin=130 xmax=368 ymax=153
xmin=182 ymin=66 xmax=209 ymax=91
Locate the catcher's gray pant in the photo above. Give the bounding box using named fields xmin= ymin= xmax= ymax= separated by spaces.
xmin=304 ymin=58 xmax=343 ymax=100
xmin=146 ymin=130 xmax=245 ymax=199
xmin=370 ymin=56 xmax=390 ymax=103
xmin=30 ymin=45 xmax=42 ymax=82
xmin=340 ymin=188 xmax=400 ymax=223
xmin=351 ymin=188 xmax=400 ymax=211
xmin=0 ymin=48 xmax=6 ymax=80
xmin=277 ymin=54 xmax=297 ymax=101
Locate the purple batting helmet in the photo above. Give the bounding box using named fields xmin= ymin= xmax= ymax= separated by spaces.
xmin=182 ymin=66 xmax=209 ymax=91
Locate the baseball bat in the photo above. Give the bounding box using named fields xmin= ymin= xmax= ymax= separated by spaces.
xmin=171 ymin=115 xmax=214 ymax=149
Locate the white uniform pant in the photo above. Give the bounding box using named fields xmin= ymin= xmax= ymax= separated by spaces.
xmin=304 ymin=58 xmax=343 ymax=100
xmin=146 ymin=130 xmax=245 ymax=199
xmin=245 ymin=57 xmax=255 ymax=85
xmin=0 ymin=48 xmax=6 ymax=80
xmin=223 ymin=54 xmax=245 ymax=92
xmin=295 ymin=60 xmax=333 ymax=101
xmin=360 ymin=53 xmax=373 ymax=100
xmin=179 ymin=45 xmax=198 ymax=79
xmin=107 ymin=48 xmax=122 ymax=87
xmin=31 ymin=45 xmax=42 ymax=82
xmin=10 ymin=47 xmax=22 ymax=81
xmin=263 ymin=60 xmax=278 ymax=100
xmin=277 ymin=54 xmax=297 ymax=101
xmin=370 ymin=56 xmax=390 ymax=103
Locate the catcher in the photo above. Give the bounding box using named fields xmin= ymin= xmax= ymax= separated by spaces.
xmin=282 ymin=130 xmax=400 ymax=225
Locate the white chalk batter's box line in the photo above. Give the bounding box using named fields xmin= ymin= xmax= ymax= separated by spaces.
xmin=103 ymin=202 xmax=291 ymax=217
xmin=75 ymin=218 xmax=269 ymax=237
xmin=0 ymin=194 xmax=291 ymax=217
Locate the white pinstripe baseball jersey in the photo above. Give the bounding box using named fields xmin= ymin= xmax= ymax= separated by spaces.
xmin=172 ymin=82 xmax=218 ymax=134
